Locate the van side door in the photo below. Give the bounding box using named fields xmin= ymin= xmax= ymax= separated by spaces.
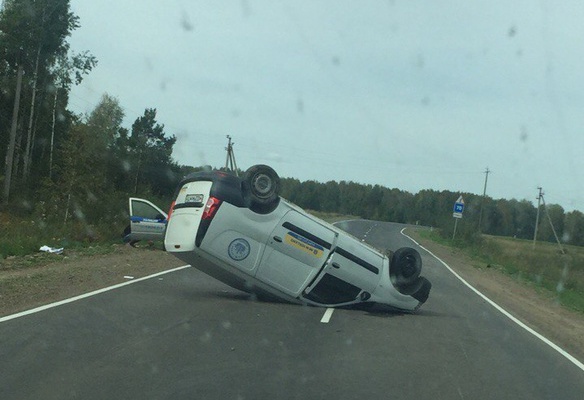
xmin=303 ymin=233 xmax=383 ymax=305
xmin=255 ymin=210 xmax=337 ymax=298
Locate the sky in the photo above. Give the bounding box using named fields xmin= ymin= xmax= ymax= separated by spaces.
xmin=66 ymin=0 xmax=584 ymax=212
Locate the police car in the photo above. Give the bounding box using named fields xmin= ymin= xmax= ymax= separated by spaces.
xmin=123 ymin=198 xmax=168 ymax=246
xmin=159 ymin=165 xmax=431 ymax=311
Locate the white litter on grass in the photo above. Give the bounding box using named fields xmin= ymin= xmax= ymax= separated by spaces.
xmin=123 ymin=276 xmax=134 ymax=280
xmin=39 ymin=245 xmax=64 ymax=254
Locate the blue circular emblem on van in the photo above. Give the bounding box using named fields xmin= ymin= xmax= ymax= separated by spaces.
xmin=228 ymin=238 xmax=250 ymax=261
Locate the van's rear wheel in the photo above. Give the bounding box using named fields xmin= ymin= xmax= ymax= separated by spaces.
xmin=243 ymin=165 xmax=280 ymax=212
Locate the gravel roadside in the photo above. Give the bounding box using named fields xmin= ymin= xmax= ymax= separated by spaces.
xmin=0 ymin=244 xmax=185 ymax=318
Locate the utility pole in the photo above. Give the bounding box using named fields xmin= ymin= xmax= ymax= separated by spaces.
xmin=532 ymin=187 xmax=543 ymax=249
xmin=477 ymin=167 xmax=490 ymax=233
xmin=540 ymin=193 xmax=565 ymax=254
xmin=225 ymin=135 xmax=238 ymax=176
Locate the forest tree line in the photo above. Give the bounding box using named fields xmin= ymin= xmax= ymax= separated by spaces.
xmin=280 ymin=178 xmax=584 ymax=247
xmin=2 ymin=0 xmax=583 ymax=248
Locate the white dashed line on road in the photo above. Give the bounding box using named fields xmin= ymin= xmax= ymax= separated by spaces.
xmin=320 ymin=307 xmax=335 ymax=323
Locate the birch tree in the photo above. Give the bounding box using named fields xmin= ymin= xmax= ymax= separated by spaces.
xmin=49 ymin=51 xmax=97 ymax=178
xmin=0 ymin=0 xmax=83 ymax=191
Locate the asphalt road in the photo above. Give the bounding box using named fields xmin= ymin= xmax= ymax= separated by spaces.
xmin=1 ymin=220 xmax=583 ymax=399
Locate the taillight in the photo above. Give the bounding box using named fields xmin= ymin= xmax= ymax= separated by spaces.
xmin=202 ymin=197 xmax=221 ymax=220
xmin=167 ymin=201 xmax=176 ymax=221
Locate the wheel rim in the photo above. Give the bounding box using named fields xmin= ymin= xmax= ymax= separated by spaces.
xmin=252 ymin=173 xmax=273 ymax=198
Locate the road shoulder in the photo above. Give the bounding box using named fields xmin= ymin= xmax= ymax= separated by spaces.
xmin=0 ymin=244 xmax=184 ymax=318
xmin=406 ymin=228 xmax=584 ymax=364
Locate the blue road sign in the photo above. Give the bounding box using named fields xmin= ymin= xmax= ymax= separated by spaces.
xmin=453 ymin=196 xmax=464 ymax=218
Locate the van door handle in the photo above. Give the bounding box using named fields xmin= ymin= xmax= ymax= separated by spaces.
xmin=332 ymin=262 xmax=340 ymax=269
xmin=273 ymin=236 xmax=283 ymax=243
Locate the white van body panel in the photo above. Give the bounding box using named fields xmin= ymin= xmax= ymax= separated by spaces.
xmin=164 ymin=181 xmax=213 ymax=252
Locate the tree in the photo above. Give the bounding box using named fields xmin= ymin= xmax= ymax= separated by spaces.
xmin=364 ymin=184 xmax=383 ymax=219
xmin=80 ymin=94 xmax=125 ymax=191
xmin=414 ymin=189 xmax=439 ymax=226
xmin=538 ymin=204 xmax=565 ymax=243
xmin=281 ymin=178 xmax=302 ymax=204
xmin=513 ymin=200 xmax=536 ymax=239
xmin=127 ymin=108 xmax=177 ymax=196
xmin=295 ymin=180 xmax=322 ymax=211
xmin=2 ymin=62 xmax=23 ymax=203
xmin=257 ymin=173 xmax=584 ymax=246
xmin=338 ymin=181 xmax=365 ymax=216
xmin=48 ymin=51 xmax=97 ymax=177
xmin=380 ymin=188 xmax=412 ymax=223
xmin=50 ymin=122 xmax=97 ymax=224
xmin=0 ymin=0 xmax=93 ymax=202
xmin=1 ymin=0 xmax=80 ymax=180
xmin=320 ymin=181 xmax=340 ymax=213
xmin=564 ymin=211 xmax=584 ymax=246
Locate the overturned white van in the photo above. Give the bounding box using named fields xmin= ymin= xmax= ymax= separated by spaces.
xmin=163 ymin=165 xmax=431 ymax=311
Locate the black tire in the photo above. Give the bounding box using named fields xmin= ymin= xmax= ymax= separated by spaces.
xmin=411 ymin=277 xmax=431 ymax=303
xmin=121 ymin=225 xmax=139 ymax=247
xmin=248 ymin=198 xmax=280 ymax=214
xmin=243 ymin=165 xmax=280 ymax=211
xmin=395 ymin=277 xmax=425 ymax=296
xmin=122 ymin=225 xmax=131 ymax=239
xmin=390 ymin=247 xmax=422 ymax=288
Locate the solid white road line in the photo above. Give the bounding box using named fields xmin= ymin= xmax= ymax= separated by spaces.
xmin=320 ymin=307 xmax=335 ymax=323
xmin=400 ymin=228 xmax=584 ymax=373
xmin=0 ymin=265 xmax=192 ymax=324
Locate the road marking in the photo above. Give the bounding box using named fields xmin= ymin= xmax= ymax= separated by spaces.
xmin=0 ymin=265 xmax=192 ymax=324
xmin=401 ymin=228 xmax=584 ymax=373
xmin=320 ymin=307 xmax=335 ymax=323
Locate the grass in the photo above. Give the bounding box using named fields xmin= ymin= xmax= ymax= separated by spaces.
xmin=0 ymin=243 xmax=120 ymax=272
xmin=419 ymin=229 xmax=584 ymax=313
xmin=0 ymin=211 xmax=124 ymax=268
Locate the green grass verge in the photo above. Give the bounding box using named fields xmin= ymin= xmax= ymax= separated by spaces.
xmin=0 ymin=211 xmax=126 ymax=268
